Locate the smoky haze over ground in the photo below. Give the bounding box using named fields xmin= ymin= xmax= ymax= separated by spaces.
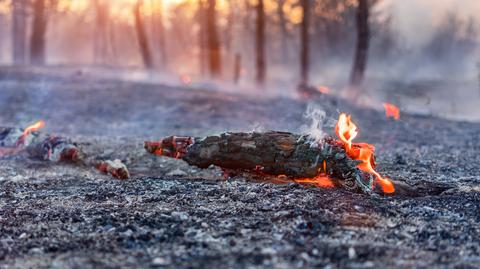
xmin=0 ymin=0 xmax=479 ymax=121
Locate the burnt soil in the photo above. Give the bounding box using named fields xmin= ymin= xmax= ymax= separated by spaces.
xmin=0 ymin=68 xmax=479 ymax=268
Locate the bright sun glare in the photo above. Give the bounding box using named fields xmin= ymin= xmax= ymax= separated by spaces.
xmin=55 ymin=0 xmax=227 ymax=23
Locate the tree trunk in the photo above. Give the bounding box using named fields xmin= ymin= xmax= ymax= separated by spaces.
xmin=152 ymin=0 xmax=167 ymax=68
xmin=12 ymin=0 xmax=28 ymax=65
xmin=93 ymin=0 xmax=109 ymax=65
xmin=30 ymin=0 xmax=47 ymax=66
xmin=255 ymin=0 xmax=266 ymax=85
xmin=277 ymin=0 xmax=289 ymax=63
xmin=206 ymin=0 xmax=222 ymax=77
xmin=233 ymin=53 xmax=241 ymax=84
xmin=300 ymin=0 xmax=311 ymax=86
xmin=198 ymin=0 xmax=206 ymax=76
xmin=224 ymin=0 xmax=234 ymax=55
xmin=350 ymin=0 xmax=370 ymax=87
xmin=134 ymin=0 xmax=154 ymax=69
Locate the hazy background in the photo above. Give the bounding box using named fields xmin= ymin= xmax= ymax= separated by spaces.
xmin=0 ymin=0 xmax=479 ymax=121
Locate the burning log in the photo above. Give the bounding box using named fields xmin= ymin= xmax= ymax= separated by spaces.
xmin=0 ymin=121 xmax=129 ymax=180
xmin=145 ymin=114 xmax=395 ymax=194
xmin=146 ymin=133 xmax=371 ymax=193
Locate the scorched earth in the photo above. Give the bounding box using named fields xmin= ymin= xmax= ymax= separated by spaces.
xmin=0 ymin=68 xmax=479 ymax=268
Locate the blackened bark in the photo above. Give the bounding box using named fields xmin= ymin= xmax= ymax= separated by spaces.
xmin=30 ymin=0 xmax=47 ymax=66
xmin=350 ymin=0 xmax=370 ymax=86
xmin=12 ymin=0 xmax=28 ymax=65
xmin=134 ymin=1 xmax=154 ymax=69
xmin=255 ymin=0 xmax=266 ymax=85
xmin=206 ymin=0 xmax=222 ymax=77
xmin=300 ymin=0 xmax=311 ymax=86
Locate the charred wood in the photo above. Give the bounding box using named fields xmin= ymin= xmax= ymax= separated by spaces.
xmin=0 ymin=126 xmax=129 ymax=180
xmin=145 ymin=131 xmax=375 ymax=193
xmin=95 ymin=159 xmax=130 ymax=180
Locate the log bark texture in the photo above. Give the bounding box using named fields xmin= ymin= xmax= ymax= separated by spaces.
xmin=145 ymin=131 xmax=374 ymax=193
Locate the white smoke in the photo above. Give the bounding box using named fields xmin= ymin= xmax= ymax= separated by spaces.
xmin=302 ymin=103 xmax=327 ymax=145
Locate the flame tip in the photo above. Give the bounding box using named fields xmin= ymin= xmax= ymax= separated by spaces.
xmin=335 ymin=113 xmax=395 ymax=194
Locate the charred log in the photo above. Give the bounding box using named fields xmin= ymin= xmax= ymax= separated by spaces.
xmin=145 ymin=131 xmax=375 ymax=193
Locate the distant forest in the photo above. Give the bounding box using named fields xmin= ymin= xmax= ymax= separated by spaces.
xmin=0 ymin=0 xmax=478 ymax=86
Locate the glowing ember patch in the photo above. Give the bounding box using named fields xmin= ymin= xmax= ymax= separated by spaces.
xmin=295 ymin=175 xmax=334 ymax=188
xmin=317 ymin=86 xmax=330 ymax=94
xmin=16 ymin=120 xmax=46 ymax=146
xmin=294 ymin=160 xmax=333 ymax=188
xmin=383 ymin=103 xmax=400 ymax=120
xmin=335 ymin=113 xmax=395 ymax=193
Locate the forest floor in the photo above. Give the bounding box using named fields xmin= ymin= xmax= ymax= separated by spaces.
xmin=0 ymin=67 xmax=479 ymax=268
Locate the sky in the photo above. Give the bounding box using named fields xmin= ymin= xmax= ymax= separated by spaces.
xmin=380 ymin=0 xmax=480 ymax=47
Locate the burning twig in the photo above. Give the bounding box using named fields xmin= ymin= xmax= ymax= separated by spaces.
xmin=145 ymin=114 xmax=395 ymax=194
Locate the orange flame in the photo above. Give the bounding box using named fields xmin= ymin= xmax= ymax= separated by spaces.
xmin=383 ymin=103 xmax=400 ymax=121
xmin=317 ymin=86 xmax=330 ymax=94
xmin=295 ymin=175 xmax=334 ymax=188
xmin=16 ymin=120 xmax=46 ymax=146
xmin=335 ymin=113 xmax=358 ymax=150
xmin=295 ymin=161 xmax=334 ymax=188
xmin=335 ymin=114 xmax=395 ymax=193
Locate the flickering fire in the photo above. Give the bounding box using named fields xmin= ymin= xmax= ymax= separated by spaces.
xmin=383 ymin=103 xmax=400 ymax=120
xmin=16 ymin=120 xmax=46 ymax=146
xmin=335 ymin=113 xmax=395 ymax=193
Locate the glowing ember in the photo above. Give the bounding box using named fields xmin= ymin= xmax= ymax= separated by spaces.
xmin=317 ymin=86 xmax=330 ymax=94
xmin=295 ymin=176 xmax=334 ymax=188
xmin=16 ymin=120 xmax=46 ymax=146
xmin=295 ymin=161 xmax=334 ymax=188
xmin=180 ymin=74 xmax=192 ymax=85
xmin=383 ymin=103 xmax=400 ymax=120
xmin=335 ymin=113 xmax=395 ymax=193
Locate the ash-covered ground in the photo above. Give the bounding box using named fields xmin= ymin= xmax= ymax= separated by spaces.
xmin=0 ymin=68 xmax=479 ymax=268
